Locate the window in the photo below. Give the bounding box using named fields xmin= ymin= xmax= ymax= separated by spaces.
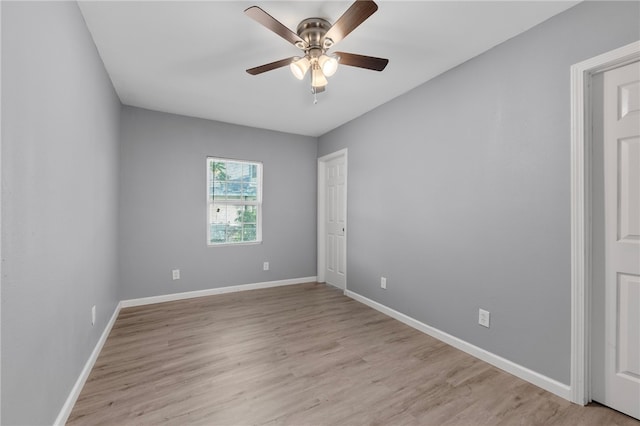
xmin=207 ymin=157 xmax=262 ymax=245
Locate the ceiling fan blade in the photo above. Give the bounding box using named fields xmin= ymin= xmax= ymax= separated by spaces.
xmin=324 ymin=0 xmax=378 ymax=45
xmin=245 ymin=6 xmax=305 ymax=48
xmin=246 ymin=57 xmax=295 ymax=75
xmin=335 ymin=52 xmax=388 ymax=71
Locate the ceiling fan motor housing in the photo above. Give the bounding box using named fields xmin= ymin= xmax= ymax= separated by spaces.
xmin=296 ymin=18 xmax=333 ymax=53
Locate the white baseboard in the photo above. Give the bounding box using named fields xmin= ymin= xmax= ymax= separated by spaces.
xmin=344 ymin=289 xmax=572 ymax=401
xmin=54 ymin=301 xmax=122 ymax=426
xmin=120 ymin=276 xmax=317 ymax=308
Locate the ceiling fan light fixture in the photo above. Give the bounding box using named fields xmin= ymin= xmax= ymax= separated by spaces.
xmin=319 ymin=54 xmax=339 ymax=77
xmin=290 ymin=56 xmax=310 ymax=80
xmin=311 ymin=64 xmax=328 ymax=88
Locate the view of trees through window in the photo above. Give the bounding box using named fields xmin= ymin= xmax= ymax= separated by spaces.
xmin=207 ymin=158 xmax=262 ymax=245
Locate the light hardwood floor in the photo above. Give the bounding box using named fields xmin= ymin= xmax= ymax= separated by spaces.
xmin=68 ymin=283 xmax=639 ymax=425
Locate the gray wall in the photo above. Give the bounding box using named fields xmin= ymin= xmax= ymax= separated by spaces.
xmin=318 ymin=1 xmax=640 ymax=385
xmin=1 ymin=2 xmax=121 ymax=425
xmin=118 ymin=107 xmax=317 ymax=300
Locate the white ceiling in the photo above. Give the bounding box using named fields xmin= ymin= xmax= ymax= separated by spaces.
xmin=78 ymin=1 xmax=578 ymax=137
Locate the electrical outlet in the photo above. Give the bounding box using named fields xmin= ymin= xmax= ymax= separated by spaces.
xmin=172 ymin=269 xmax=180 ymax=280
xmin=263 ymin=261 xmax=269 ymax=271
xmin=478 ymin=309 xmax=490 ymax=328
xmin=380 ymin=277 xmax=387 ymax=289
xmin=91 ymin=305 xmax=96 ymax=326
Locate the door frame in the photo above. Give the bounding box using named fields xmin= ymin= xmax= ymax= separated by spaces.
xmin=317 ymin=148 xmax=348 ymax=288
xmin=570 ymin=40 xmax=640 ymax=405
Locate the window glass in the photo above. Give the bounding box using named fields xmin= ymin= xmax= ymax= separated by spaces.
xmin=207 ymin=157 xmax=262 ymax=245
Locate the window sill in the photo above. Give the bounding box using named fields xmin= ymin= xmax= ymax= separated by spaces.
xmin=207 ymin=241 xmax=263 ymax=248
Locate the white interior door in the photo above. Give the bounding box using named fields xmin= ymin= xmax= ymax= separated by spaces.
xmin=595 ymin=60 xmax=640 ymax=419
xmin=324 ymin=155 xmax=346 ymax=289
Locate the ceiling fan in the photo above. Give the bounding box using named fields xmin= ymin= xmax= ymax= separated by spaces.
xmin=244 ymin=0 xmax=389 ymax=101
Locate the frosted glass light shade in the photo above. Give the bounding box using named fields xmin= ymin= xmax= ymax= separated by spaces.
xmin=311 ymin=66 xmax=328 ymax=88
xmin=319 ymin=54 xmax=339 ymax=77
xmin=290 ymin=57 xmax=310 ymax=80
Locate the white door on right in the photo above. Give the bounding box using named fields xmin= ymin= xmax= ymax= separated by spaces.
xmin=600 ymin=60 xmax=640 ymax=419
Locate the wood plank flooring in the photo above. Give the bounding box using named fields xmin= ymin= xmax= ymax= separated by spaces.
xmin=67 ymin=283 xmax=639 ymax=425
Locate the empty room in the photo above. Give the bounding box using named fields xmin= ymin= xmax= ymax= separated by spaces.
xmin=2 ymin=1 xmax=640 ymax=425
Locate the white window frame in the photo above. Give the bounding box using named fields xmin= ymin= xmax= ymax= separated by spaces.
xmin=206 ymin=157 xmax=263 ymax=246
